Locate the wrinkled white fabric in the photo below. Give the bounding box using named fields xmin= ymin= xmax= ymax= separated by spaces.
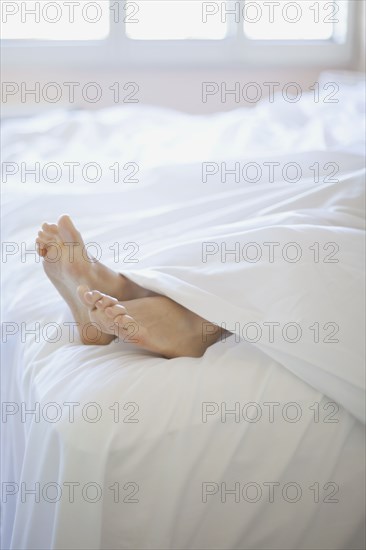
xmin=1 ymin=72 xmax=365 ymax=550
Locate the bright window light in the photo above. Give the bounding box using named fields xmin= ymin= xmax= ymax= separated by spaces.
xmin=125 ymin=1 xmax=228 ymax=40
xmin=0 ymin=0 xmax=110 ymax=40
xmin=0 ymin=0 xmax=350 ymax=43
xmin=243 ymin=0 xmax=348 ymax=41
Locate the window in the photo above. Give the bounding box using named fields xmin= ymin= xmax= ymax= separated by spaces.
xmin=0 ymin=0 xmax=357 ymax=68
xmin=243 ymin=0 xmax=348 ymax=42
xmin=125 ymin=1 xmax=228 ymax=40
xmin=0 ymin=0 xmax=110 ymax=40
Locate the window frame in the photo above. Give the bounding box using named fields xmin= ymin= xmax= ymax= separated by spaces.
xmin=0 ymin=0 xmax=359 ymax=69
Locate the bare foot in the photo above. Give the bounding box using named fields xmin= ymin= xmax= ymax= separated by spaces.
xmin=76 ymin=285 xmax=120 ymax=339
xmin=78 ymin=288 xmax=224 ymax=359
xmin=36 ymin=215 xmax=152 ymax=344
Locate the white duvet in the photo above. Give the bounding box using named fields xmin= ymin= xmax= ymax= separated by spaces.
xmin=1 ymin=72 xmax=365 ymax=550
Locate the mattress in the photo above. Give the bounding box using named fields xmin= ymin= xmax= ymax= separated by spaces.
xmin=1 ymin=71 xmax=365 ymax=550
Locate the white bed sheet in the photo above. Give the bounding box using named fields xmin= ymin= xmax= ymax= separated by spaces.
xmin=1 ymin=72 xmax=365 ymax=550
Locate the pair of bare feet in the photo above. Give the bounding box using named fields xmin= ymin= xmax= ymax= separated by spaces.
xmin=36 ymin=215 xmax=222 ymax=359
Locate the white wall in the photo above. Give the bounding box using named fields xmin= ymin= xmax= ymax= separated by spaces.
xmin=2 ymin=65 xmax=359 ymax=116
xmin=1 ymin=3 xmax=364 ymax=117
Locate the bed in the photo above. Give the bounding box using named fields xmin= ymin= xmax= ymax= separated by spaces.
xmin=1 ymin=71 xmax=365 ymax=550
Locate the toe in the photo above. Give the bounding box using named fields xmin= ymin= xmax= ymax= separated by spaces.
xmin=42 ymin=222 xmax=58 ymax=234
xmin=37 ymin=230 xmax=47 ymax=241
xmin=105 ymin=305 xmax=141 ymax=341
xmin=114 ymin=315 xmax=141 ymax=343
xmin=95 ymin=295 xmax=119 ymax=310
xmin=58 ymin=215 xmax=82 ymax=242
xmin=114 ymin=314 xmax=129 ymax=326
xmin=86 ymin=290 xmax=103 ymax=304
xmin=35 ymin=240 xmax=47 ymax=257
xmin=105 ymin=304 xmax=127 ymax=318
xmin=85 ymin=291 xmax=103 ymax=309
xmin=77 ymin=288 xmax=119 ymax=312
xmin=115 ymin=314 xmax=136 ymax=327
xmin=107 ymin=306 xmax=146 ymax=345
xmin=89 ymin=308 xmax=116 ymax=335
xmin=77 ymin=285 xmax=92 ymax=306
xmin=37 ymin=230 xmax=58 ymax=244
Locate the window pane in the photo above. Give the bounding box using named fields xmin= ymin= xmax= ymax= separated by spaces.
xmin=243 ymin=0 xmax=347 ymax=41
xmin=126 ymin=0 xmax=228 ymax=40
xmin=0 ymin=0 xmax=109 ymax=40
